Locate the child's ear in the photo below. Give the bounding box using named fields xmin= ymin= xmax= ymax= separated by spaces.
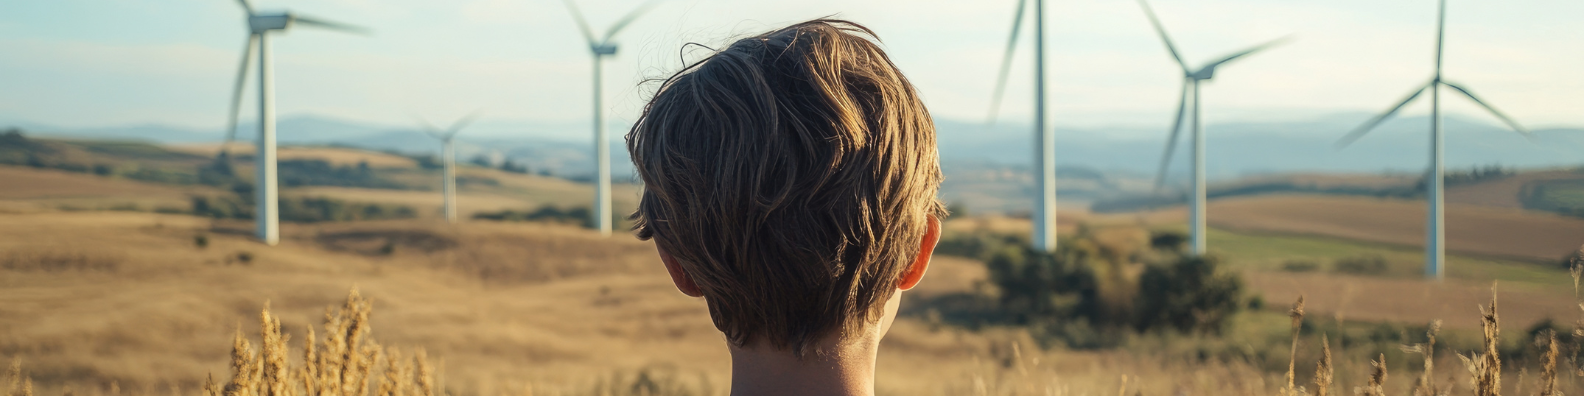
xmin=898 ymin=215 xmax=941 ymax=291
xmin=656 ymin=244 xmax=704 ymax=297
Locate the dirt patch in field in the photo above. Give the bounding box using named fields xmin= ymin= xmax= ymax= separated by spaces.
xmin=1202 ymin=194 xmax=1584 ymax=262
xmin=1447 ymin=169 xmax=1584 ymax=209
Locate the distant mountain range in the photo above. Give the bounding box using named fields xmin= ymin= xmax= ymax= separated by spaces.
xmin=5 ymin=113 xmax=1582 ymax=181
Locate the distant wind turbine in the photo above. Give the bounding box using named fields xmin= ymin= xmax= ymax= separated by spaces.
xmin=222 ymin=0 xmax=367 ymax=246
xmin=418 ymin=113 xmax=480 ymax=224
xmin=986 ymin=0 xmax=1056 ymax=252
xmin=1136 ymin=0 xmax=1288 ymax=256
xmin=1335 ymin=0 xmax=1529 ymax=280
xmin=559 ymin=0 xmax=663 ymax=237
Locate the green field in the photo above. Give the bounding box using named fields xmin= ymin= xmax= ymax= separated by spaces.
xmin=1202 ymin=227 xmax=1572 ymax=291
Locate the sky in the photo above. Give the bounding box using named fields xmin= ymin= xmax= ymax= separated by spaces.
xmin=0 ymin=0 xmax=1581 ymax=139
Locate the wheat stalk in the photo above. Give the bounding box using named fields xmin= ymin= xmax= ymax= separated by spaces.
xmin=1540 ymin=329 xmax=1561 ymax=396
xmin=1358 ymin=353 xmax=1388 ymax=396
xmin=1313 ymin=333 xmax=1332 ymax=396
xmin=5 ymin=358 xmax=19 ymax=396
xmin=1460 ymin=284 xmax=1502 ymax=396
xmin=225 ymin=327 xmax=261 ymax=396
xmin=1568 ymin=245 xmax=1584 ymax=298
xmin=260 ymin=302 xmax=295 ymax=396
xmin=414 ymin=350 xmax=434 ymax=396
xmin=1404 ymin=320 xmax=1443 ymax=396
xmin=1282 ymin=295 xmax=1307 ymax=396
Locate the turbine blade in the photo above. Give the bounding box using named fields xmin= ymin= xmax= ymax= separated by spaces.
xmin=604 ymin=0 xmax=663 ymax=41
xmin=292 ymin=15 xmax=371 ymax=35
xmin=1201 ymin=35 xmax=1291 ymax=71
xmin=1441 ymin=81 xmax=1530 ymax=136
xmin=413 ymin=116 xmax=444 ymax=139
xmin=985 ymin=0 xmax=1028 ymax=126
xmin=1335 ymin=82 xmax=1430 ymax=148
xmin=223 ymin=35 xmax=257 ymax=155
xmin=235 ymin=0 xmax=254 ymax=15
xmin=561 ymin=0 xmax=598 ymax=46
xmin=1154 ymin=81 xmax=1190 ymax=190
xmin=445 ymin=111 xmax=483 ymax=139
xmin=1136 ymin=0 xmax=1189 ymax=73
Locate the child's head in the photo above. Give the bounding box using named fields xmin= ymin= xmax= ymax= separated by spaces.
xmin=627 ymin=19 xmax=945 ymax=357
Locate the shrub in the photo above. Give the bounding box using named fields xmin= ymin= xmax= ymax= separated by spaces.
xmin=1281 ymin=259 xmax=1321 ymax=272
xmin=1133 ymin=255 xmax=1244 ymax=334
xmin=935 ymin=231 xmax=1025 ymax=262
xmin=1149 ymin=230 xmax=1187 ymax=251
xmin=1334 ymin=254 xmax=1389 ymax=275
xmin=472 ymin=205 xmax=602 ymax=227
xmin=190 ymin=193 xmax=417 ymax=223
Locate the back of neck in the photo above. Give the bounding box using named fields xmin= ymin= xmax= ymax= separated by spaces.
xmin=726 ymin=334 xmax=880 ymax=396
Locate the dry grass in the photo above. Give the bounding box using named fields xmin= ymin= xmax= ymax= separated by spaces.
xmin=0 ymin=166 xmax=203 ymax=213
xmin=1404 ymin=320 xmax=1441 ymax=396
xmin=1282 ymin=296 xmax=1307 ymax=396
xmin=1459 ymin=285 xmax=1504 ymax=396
xmin=1361 ymin=353 xmax=1388 ymax=396
xmin=1314 ymin=334 xmax=1333 ymax=396
xmin=6 ymin=210 xmax=1584 ymax=396
xmin=1245 ymin=272 xmax=1578 ymax=330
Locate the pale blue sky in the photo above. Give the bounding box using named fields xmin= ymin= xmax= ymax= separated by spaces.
xmin=0 ymin=0 xmax=1580 ymax=137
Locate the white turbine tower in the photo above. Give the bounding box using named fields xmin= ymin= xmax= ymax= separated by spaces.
xmin=223 ymin=0 xmax=366 ymax=245
xmin=559 ymin=0 xmax=662 ymax=237
xmin=1336 ymin=0 xmax=1529 ymax=280
xmin=986 ymin=0 xmax=1056 ymax=252
xmin=418 ymin=114 xmax=480 ymax=224
xmin=1136 ymin=0 xmax=1286 ymax=255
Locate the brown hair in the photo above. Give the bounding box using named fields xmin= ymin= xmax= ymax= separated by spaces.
xmin=626 ymin=19 xmax=946 ymax=356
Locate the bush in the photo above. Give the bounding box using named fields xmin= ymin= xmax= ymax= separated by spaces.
xmin=1334 ymin=254 xmax=1389 ymax=275
xmin=935 ymin=231 xmax=1025 ymax=262
xmin=1280 ymin=259 xmax=1320 ymax=272
xmin=1133 ymin=255 xmax=1244 ymax=334
xmin=190 ymin=192 xmax=417 ymax=223
xmin=278 ymin=159 xmax=404 ymax=189
xmin=1149 ymin=230 xmax=1186 ymax=251
xmin=473 ymin=205 xmax=601 ymax=226
xmin=985 ymin=245 xmax=1097 ymax=325
xmin=1564 ymin=248 xmax=1584 ymax=270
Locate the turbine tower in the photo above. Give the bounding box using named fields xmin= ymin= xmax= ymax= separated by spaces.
xmin=1136 ymin=0 xmax=1286 ymax=255
xmin=1336 ymin=0 xmax=1529 ymax=280
xmin=559 ymin=0 xmax=662 ymax=237
xmin=986 ymin=0 xmax=1056 ymax=252
xmin=419 ymin=113 xmax=480 ymax=224
xmin=223 ymin=0 xmax=366 ymax=245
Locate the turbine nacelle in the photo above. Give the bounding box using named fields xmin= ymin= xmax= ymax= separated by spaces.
xmin=1189 ymin=67 xmax=1215 ymax=81
xmin=591 ymin=43 xmax=618 ymax=56
xmin=248 ymin=14 xmax=293 ymax=33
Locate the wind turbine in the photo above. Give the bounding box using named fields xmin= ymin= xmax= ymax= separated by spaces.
xmin=222 ymin=0 xmax=367 ymax=245
xmin=1335 ymin=0 xmax=1529 ymax=280
xmin=1136 ymin=0 xmax=1287 ymax=255
xmin=418 ymin=114 xmax=480 ymax=224
xmin=559 ymin=0 xmax=662 ymax=237
xmin=986 ymin=0 xmax=1056 ymax=252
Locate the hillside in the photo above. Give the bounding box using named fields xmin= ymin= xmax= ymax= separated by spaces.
xmin=1198 ymin=194 xmax=1584 ymax=263
xmin=0 ymin=211 xmax=1236 ymax=395
xmin=0 ymin=133 xmax=636 ymax=222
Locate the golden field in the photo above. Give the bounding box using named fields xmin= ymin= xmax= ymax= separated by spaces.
xmin=1 ymin=209 xmax=1581 ymax=395
xmin=3 ymin=144 xmax=1584 ymax=395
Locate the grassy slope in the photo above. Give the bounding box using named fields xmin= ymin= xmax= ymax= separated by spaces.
xmin=0 ymin=212 xmax=1290 ymax=396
